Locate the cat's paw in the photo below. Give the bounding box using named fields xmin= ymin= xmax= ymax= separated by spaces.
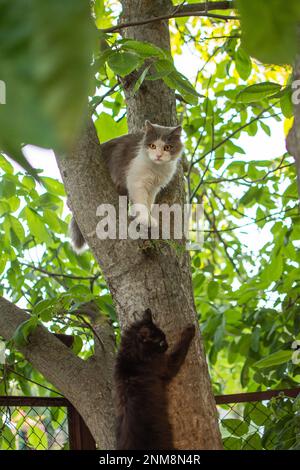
xmin=135 ymin=214 xmax=158 ymax=228
xmin=150 ymin=216 xmax=158 ymax=228
xmin=181 ymin=324 xmax=196 ymax=342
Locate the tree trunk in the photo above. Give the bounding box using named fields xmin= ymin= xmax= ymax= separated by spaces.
xmin=56 ymin=0 xmax=222 ymax=449
xmin=286 ymin=46 xmax=300 ymax=199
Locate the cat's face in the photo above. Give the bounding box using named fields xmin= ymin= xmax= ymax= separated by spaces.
xmin=136 ymin=309 xmax=168 ymax=355
xmin=143 ymin=120 xmax=183 ymax=165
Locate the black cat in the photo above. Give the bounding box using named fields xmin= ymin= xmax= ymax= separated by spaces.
xmin=114 ymin=308 xmax=195 ymax=450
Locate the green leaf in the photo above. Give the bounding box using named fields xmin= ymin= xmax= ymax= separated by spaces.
xmin=25 ymin=207 xmax=52 ymax=244
xmin=147 ymin=59 xmax=174 ymax=81
xmin=0 ymin=154 xmax=14 ymax=174
xmin=68 ymin=284 xmax=93 ymax=301
xmin=237 ymin=0 xmax=300 ymax=65
xmin=242 ymin=432 xmax=262 ymax=450
xmin=94 ymin=0 xmax=105 ymax=21
xmin=0 ymin=425 xmax=16 ymax=450
xmin=132 ymin=65 xmax=151 ymax=95
xmin=260 ymin=247 xmax=283 ymax=284
xmin=12 ymin=317 xmax=39 ymax=347
xmin=0 ymin=178 xmax=16 ymax=198
xmin=235 ymin=46 xmax=252 ymax=80
xmin=247 ymin=402 xmax=270 ymax=426
xmin=72 ymin=335 xmax=83 ymax=355
xmin=214 ymin=323 xmax=224 ymax=350
xmin=27 ymin=423 xmax=48 ymax=450
xmin=41 ymin=177 xmax=65 ymax=197
xmin=223 ymin=436 xmax=242 ymax=450
xmin=225 ymin=141 xmax=246 ymax=155
xmin=22 ymin=175 xmax=36 ymax=191
xmin=43 ymin=209 xmax=66 ymax=233
xmin=260 ymin=121 xmax=271 ymax=136
xmin=240 ymin=186 xmax=263 ymax=206
xmin=163 ymin=71 xmax=199 ymax=104
xmin=121 ymin=39 xmax=165 ymax=58
xmin=32 ymin=299 xmax=55 ymax=322
xmin=236 ymin=82 xmax=281 ymax=103
xmin=0 ymin=0 xmax=96 ymax=172
xmin=7 ymin=214 xmax=26 ymax=245
xmin=250 ymin=326 xmax=260 ymax=353
xmin=95 ymin=112 xmax=128 ymax=142
xmin=108 ymin=51 xmax=141 ymax=77
xmin=280 ymin=87 xmax=294 ymax=118
xmin=253 ymin=350 xmax=293 ymax=369
xmin=0 ymin=253 xmax=8 ymax=274
xmin=193 ymin=273 xmax=205 ymax=290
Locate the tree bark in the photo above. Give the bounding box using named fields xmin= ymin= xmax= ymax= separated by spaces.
xmin=56 ymin=0 xmax=222 ymax=449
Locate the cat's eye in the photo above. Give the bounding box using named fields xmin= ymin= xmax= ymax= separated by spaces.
xmin=149 ymin=143 xmax=156 ymax=149
xmin=164 ymin=145 xmax=172 ymax=151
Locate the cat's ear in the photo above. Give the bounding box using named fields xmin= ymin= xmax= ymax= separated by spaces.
xmin=144 ymin=120 xmax=155 ymax=132
xmin=170 ymin=125 xmax=182 ymax=137
xmin=143 ymin=308 xmax=153 ymax=323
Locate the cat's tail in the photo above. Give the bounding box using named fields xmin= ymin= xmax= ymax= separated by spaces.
xmin=69 ymin=217 xmax=86 ymax=252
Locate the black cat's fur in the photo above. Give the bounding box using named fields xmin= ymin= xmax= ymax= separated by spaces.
xmin=114 ymin=308 xmax=195 ymax=450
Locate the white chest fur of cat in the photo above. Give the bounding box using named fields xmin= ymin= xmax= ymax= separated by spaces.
xmin=127 ymin=141 xmax=178 ymax=225
xmin=126 ymin=122 xmax=183 ymax=226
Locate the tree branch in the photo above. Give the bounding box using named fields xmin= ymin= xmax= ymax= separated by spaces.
xmin=21 ymin=262 xmax=101 ymax=282
xmin=202 ymin=206 xmax=298 ymax=233
xmin=204 ymin=207 xmax=242 ymax=278
xmin=100 ymin=1 xmax=237 ymax=34
xmin=0 ymin=296 xmax=87 ymax=391
xmin=0 ymin=296 xmax=116 ymax=447
xmin=180 ymin=1 xmax=233 ymax=13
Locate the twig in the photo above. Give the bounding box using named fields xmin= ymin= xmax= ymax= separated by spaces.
xmin=5 ymin=366 xmax=64 ymax=397
xmin=187 ymin=76 xmax=212 ymax=183
xmin=21 ymin=262 xmax=101 ymax=282
xmin=204 ymin=207 xmax=242 ymax=277
xmin=91 ymin=83 xmax=119 ymax=112
xmin=190 ymin=104 xmax=277 ymax=200
xmin=76 ymin=313 xmax=105 ymax=352
xmin=100 ymin=2 xmax=237 ymax=34
xmin=208 ymin=185 xmax=256 ymax=222
xmin=202 ymin=207 xmax=298 ymax=233
xmin=200 ymin=163 xmax=293 ymax=186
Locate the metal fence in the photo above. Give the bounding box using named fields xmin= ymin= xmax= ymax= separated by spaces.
xmin=1 ymin=388 xmax=299 ymax=450
xmin=0 ymin=396 xmax=95 ymax=450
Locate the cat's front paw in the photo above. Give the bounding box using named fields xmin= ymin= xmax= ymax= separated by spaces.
xmin=135 ymin=214 xmax=151 ymax=227
xmin=135 ymin=214 xmax=158 ymax=228
xmin=181 ymin=324 xmax=196 ymax=342
xmin=150 ymin=216 xmax=158 ymax=228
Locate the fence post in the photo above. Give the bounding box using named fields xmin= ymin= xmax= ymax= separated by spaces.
xmin=67 ymin=404 xmax=96 ymax=450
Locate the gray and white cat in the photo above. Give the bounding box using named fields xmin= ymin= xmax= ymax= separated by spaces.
xmin=70 ymin=120 xmax=183 ymax=250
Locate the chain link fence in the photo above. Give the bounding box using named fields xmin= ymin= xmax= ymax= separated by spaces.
xmin=0 ymin=397 xmax=95 ymax=450
xmin=1 ymin=389 xmax=299 ymax=450
xmin=0 ymin=404 xmax=68 ymax=450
